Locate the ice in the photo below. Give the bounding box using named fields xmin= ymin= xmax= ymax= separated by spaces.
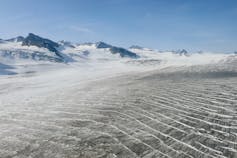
xmin=0 ymin=39 xmax=237 ymax=158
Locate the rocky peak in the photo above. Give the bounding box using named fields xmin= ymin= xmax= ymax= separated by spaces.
xmin=174 ymin=49 xmax=189 ymax=56
xmin=22 ymin=33 xmax=59 ymax=52
xmin=96 ymin=42 xmax=112 ymax=49
xmin=129 ymin=45 xmax=144 ymax=50
xmin=110 ymin=47 xmax=139 ymax=58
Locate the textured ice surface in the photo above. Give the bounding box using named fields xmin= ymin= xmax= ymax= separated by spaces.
xmin=0 ymin=63 xmax=237 ymax=158
xmin=1 ymin=40 xmax=237 ymax=157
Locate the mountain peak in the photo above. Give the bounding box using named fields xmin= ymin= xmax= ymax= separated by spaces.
xmin=173 ymin=49 xmax=189 ymax=56
xmin=95 ymin=42 xmax=139 ymax=58
xmin=22 ymin=33 xmax=59 ymax=52
xmin=129 ymin=45 xmax=144 ymax=50
xmin=110 ymin=47 xmax=139 ymax=58
xmin=96 ymin=42 xmax=112 ymax=49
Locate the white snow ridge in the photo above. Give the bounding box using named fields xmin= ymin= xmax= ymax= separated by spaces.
xmin=0 ymin=33 xmax=237 ymax=158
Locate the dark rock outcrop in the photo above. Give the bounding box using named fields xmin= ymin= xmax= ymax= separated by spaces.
xmin=96 ymin=42 xmax=139 ymax=58
xmin=96 ymin=42 xmax=112 ymax=49
xmin=22 ymin=33 xmax=59 ymax=53
xmin=110 ymin=47 xmax=139 ymax=58
xmin=129 ymin=45 xmax=144 ymax=50
xmin=173 ymin=49 xmax=190 ymax=56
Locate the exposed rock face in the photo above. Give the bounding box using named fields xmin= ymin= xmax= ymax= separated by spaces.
xmin=110 ymin=47 xmax=139 ymax=58
xmin=22 ymin=33 xmax=59 ymax=53
xmin=96 ymin=42 xmax=139 ymax=58
xmin=179 ymin=49 xmax=188 ymax=56
xmin=0 ymin=34 xmax=140 ymax=64
xmin=96 ymin=42 xmax=112 ymax=49
xmin=173 ymin=49 xmax=190 ymax=56
xmin=129 ymin=45 xmax=144 ymax=49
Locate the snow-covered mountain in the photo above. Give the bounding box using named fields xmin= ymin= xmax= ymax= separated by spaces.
xmin=0 ymin=33 xmax=236 ymax=75
xmin=0 ymin=33 xmax=139 ymax=64
xmin=0 ymin=34 xmax=66 ymax=63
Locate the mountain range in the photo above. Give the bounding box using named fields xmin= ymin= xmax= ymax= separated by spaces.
xmin=0 ymin=33 xmax=236 ymax=75
xmin=0 ymin=33 xmax=140 ymax=63
xmin=0 ymin=33 xmax=197 ymax=63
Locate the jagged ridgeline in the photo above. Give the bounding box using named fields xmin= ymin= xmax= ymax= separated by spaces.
xmin=0 ymin=33 xmax=140 ymax=63
xmin=22 ymin=33 xmax=59 ymax=53
xmin=96 ymin=42 xmax=139 ymax=58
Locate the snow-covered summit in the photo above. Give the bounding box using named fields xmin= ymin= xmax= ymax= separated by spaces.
xmin=0 ymin=33 xmax=236 ymax=76
xmin=22 ymin=33 xmax=59 ymax=53
xmin=0 ymin=33 xmax=139 ymax=64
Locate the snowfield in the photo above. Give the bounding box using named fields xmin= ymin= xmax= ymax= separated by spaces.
xmin=0 ymin=34 xmax=237 ymax=158
xmin=0 ymin=64 xmax=237 ymax=158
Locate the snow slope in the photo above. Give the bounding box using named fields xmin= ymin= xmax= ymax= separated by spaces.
xmin=129 ymin=47 xmax=232 ymax=67
xmin=0 ymin=63 xmax=237 ymax=158
xmin=0 ymin=34 xmax=237 ymax=158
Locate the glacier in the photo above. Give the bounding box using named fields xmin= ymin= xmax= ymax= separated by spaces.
xmin=0 ymin=33 xmax=237 ymax=158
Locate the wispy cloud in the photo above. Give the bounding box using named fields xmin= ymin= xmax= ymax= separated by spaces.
xmin=69 ymin=25 xmax=93 ymax=33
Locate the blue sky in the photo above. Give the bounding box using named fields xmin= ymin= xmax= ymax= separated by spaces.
xmin=0 ymin=0 xmax=236 ymax=52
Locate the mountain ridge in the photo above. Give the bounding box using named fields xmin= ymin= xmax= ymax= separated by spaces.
xmin=0 ymin=33 xmax=236 ymax=68
xmin=0 ymin=33 xmax=140 ymax=63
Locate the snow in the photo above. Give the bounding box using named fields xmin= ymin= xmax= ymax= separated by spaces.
xmin=0 ymin=39 xmax=237 ymax=157
xmin=0 ymin=59 xmax=145 ymax=105
xmin=0 ymin=41 xmax=52 ymax=54
xmin=130 ymin=48 xmax=231 ymax=66
xmin=0 ymin=39 xmax=234 ymax=70
xmin=0 ymin=41 xmax=235 ymax=116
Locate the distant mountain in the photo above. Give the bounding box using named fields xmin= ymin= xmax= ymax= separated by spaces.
xmin=22 ymin=33 xmax=59 ymax=53
xmin=96 ymin=42 xmax=112 ymax=49
xmin=1 ymin=33 xmax=237 ymax=77
xmin=2 ymin=33 xmax=236 ymax=69
xmin=129 ymin=45 xmax=144 ymax=50
xmin=0 ymin=34 xmax=139 ymax=64
xmin=173 ymin=49 xmax=190 ymax=56
xmin=0 ymin=34 xmax=67 ymax=63
xmin=110 ymin=47 xmax=139 ymax=58
xmin=96 ymin=42 xmax=139 ymax=58
xmin=78 ymin=42 xmax=94 ymax=46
